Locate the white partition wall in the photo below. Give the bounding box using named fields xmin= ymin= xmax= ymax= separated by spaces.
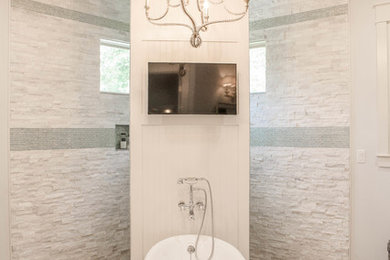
xmin=130 ymin=2 xmax=250 ymax=259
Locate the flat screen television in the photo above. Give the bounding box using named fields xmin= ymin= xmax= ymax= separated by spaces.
xmin=148 ymin=62 xmax=237 ymax=115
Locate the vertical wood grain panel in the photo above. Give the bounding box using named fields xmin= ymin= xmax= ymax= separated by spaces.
xmin=0 ymin=0 xmax=10 ymax=259
xmin=141 ymin=125 xmax=239 ymax=252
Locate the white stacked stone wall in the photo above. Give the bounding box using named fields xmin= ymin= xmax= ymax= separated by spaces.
xmin=249 ymin=0 xmax=350 ymax=259
xmin=9 ymin=0 xmax=130 ymax=259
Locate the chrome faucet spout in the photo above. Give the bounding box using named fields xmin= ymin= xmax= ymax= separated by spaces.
xmin=177 ymin=177 xmax=199 ymax=185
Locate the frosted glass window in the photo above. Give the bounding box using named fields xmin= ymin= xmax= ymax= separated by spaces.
xmin=250 ymin=44 xmax=266 ymax=93
xmin=100 ymin=40 xmax=130 ymax=94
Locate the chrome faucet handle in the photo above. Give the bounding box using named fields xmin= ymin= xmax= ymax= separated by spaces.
xmin=178 ymin=201 xmax=186 ymax=211
xmin=196 ymin=201 xmax=205 ymax=211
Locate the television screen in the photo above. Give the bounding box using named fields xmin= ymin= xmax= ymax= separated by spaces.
xmin=148 ymin=63 xmax=237 ymax=115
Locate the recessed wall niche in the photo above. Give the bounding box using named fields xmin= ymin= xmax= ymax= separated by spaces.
xmin=115 ymin=125 xmax=129 ymax=150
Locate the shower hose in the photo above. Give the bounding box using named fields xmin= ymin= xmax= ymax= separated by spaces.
xmin=194 ymin=178 xmax=215 ymax=260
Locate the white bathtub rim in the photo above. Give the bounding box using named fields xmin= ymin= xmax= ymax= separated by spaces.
xmin=145 ymin=234 xmax=246 ymax=260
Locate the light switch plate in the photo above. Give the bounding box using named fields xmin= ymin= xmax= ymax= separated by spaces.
xmin=357 ymin=149 xmax=366 ymax=164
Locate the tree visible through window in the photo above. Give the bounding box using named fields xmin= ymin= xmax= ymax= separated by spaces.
xmin=250 ymin=42 xmax=266 ymax=93
xmin=100 ymin=40 xmax=130 ymax=94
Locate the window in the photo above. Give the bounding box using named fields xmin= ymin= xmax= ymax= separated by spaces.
xmin=100 ymin=39 xmax=130 ymax=94
xmin=250 ymin=42 xmax=266 ymax=93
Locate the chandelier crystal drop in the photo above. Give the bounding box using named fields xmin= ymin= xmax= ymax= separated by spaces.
xmin=145 ymin=0 xmax=250 ymax=48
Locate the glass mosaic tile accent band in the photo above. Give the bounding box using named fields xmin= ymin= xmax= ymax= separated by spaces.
xmin=10 ymin=128 xmax=115 ymax=151
xmin=250 ymin=4 xmax=348 ymax=30
xmin=12 ymin=0 xmax=130 ymax=32
xmin=250 ymin=127 xmax=350 ymax=148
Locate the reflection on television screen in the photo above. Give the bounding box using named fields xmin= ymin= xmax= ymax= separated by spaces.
xmin=148 ymin=63 xmax=237 ymax=115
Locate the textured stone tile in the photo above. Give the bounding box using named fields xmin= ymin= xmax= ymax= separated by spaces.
xmin=10 ymin=7 xmax=130 ymax=128
xmin=10 ymin=148 xmax=130 ymax=260
xmin=10 ymin=1 xmax=131 ymax=259
xmin=12 ymin=0 xmax=129 ymax=32
xmin=249 ymin=2 xmax=350 ymax=260
xmin=250 ymin=147 xmax=350 ymax=260
xmin=250 ymin=15 xmax=350 ymax=127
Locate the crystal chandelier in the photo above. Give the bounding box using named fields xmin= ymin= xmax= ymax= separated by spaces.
xmin=145 ymin=0 xmax=250 ymax=48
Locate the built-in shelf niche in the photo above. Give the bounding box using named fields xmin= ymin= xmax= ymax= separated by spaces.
xmin=115 ymin=125 xmax=129 ymax=150
xmin=375 ymin=1 xmax=390 ymax=167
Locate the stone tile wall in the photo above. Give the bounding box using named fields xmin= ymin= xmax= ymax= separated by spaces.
xmin=9 ymin=0 xmax=130 ymax=259
xmin=250 ymin=147 xmax=350 ymax=259
xmin=10 ymin=5 xmax=129 ymax=129
xmin=249 ymin=0 xmax=350 ymax=259
xmin=10 ymin=149 xmax=130 ymax=260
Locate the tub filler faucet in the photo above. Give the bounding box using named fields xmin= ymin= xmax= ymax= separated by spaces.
xmin=177 ymin=177 xmax=214 ymax=260
xmin=177 ymin=178 xmax=204 ymax=220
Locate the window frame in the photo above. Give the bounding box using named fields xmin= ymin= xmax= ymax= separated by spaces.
xmin=99 ymin=39 xmax=130 ymax=95
xmin=249 ymin=41 xmax=267 ymax=94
